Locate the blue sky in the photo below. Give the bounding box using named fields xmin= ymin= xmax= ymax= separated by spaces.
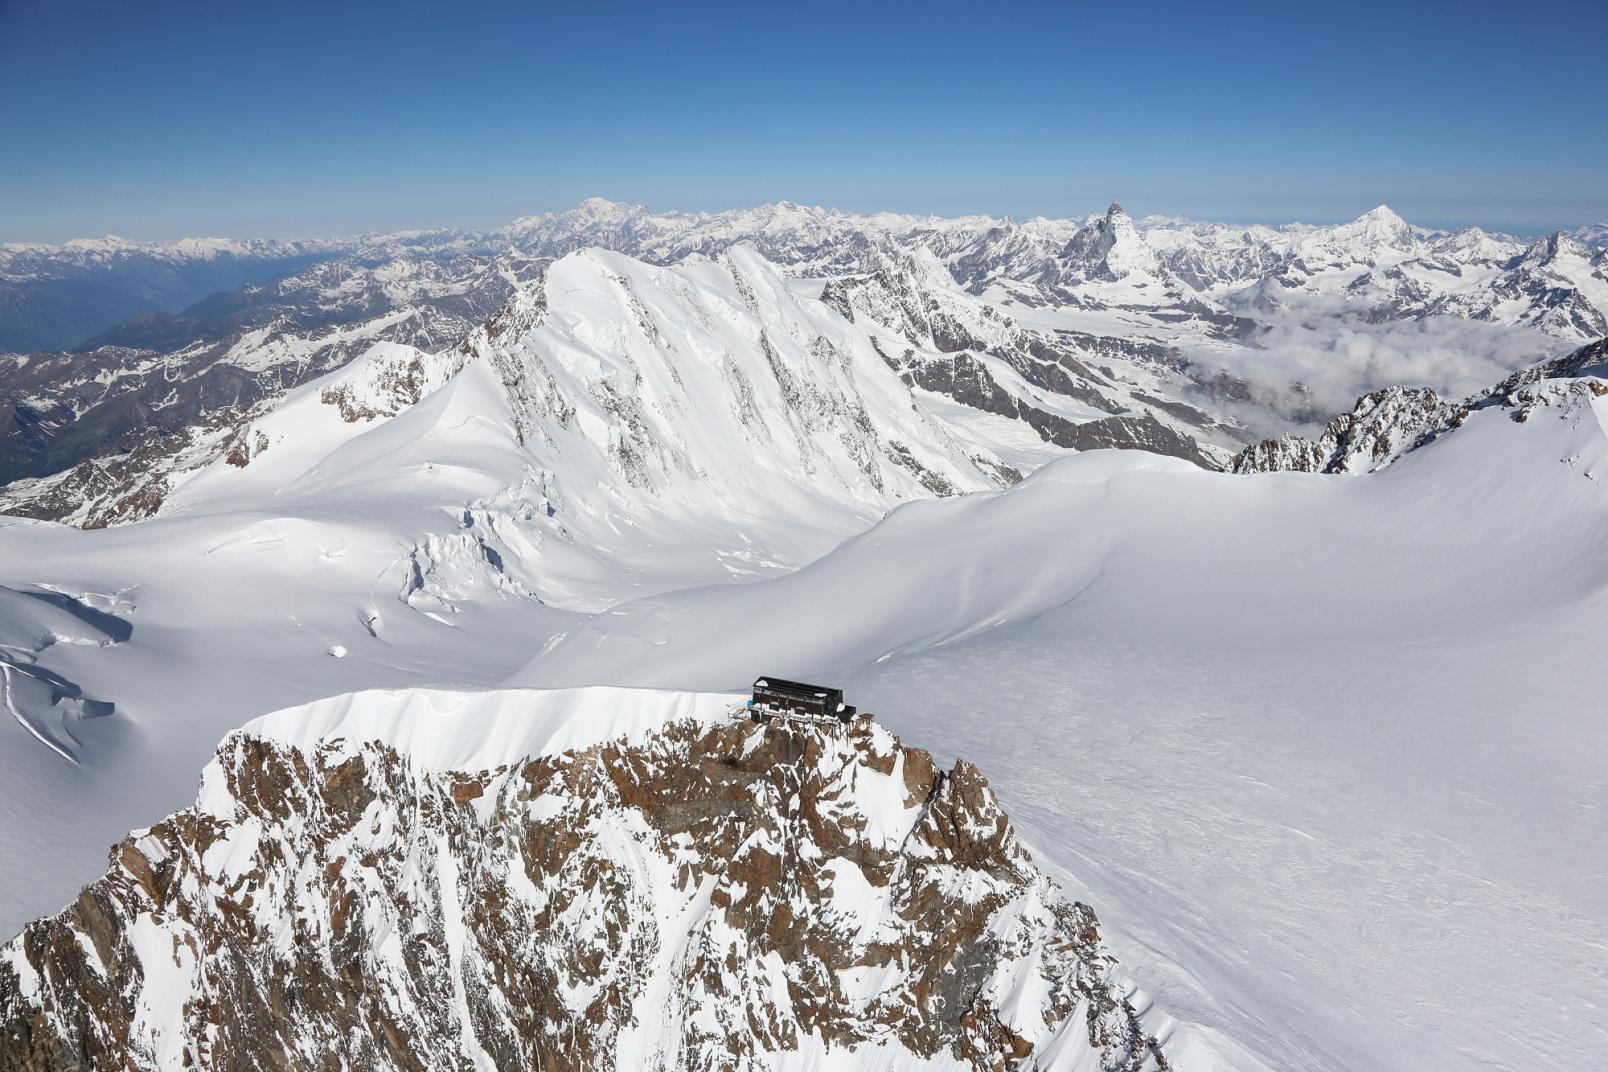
xmin=2 ymin=0 xmax=1604 ymax=242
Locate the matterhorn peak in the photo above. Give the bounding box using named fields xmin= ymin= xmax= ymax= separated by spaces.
xmin=1056 ymin=198 xmax=1160 ymax=282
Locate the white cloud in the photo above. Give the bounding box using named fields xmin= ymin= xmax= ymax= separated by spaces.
xmin=1191 ymin=300 xmax=1565 ymax=439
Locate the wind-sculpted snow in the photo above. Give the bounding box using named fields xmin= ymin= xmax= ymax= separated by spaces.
xmin=509 ymin=347 xmax=1608 ymax=1072
xmin=0 ymin=687 xmax=1169 ymax=1072
xmin=0 ymin=585 xmax=127 ymax=763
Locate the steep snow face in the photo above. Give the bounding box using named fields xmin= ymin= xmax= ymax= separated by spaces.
xmin=507 ymin=348 xmax=1608 ymax=1072
xmin=140 ymin=245 xmax=1014 ymax=534
xmin=0 ymin=687 xmax=1169 ymax=1072
xmin=464 ymin=246 xmax=1009 ymax=509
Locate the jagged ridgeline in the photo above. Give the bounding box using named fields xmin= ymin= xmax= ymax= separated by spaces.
xmin=0 ymin=689 xmax=1167 ymax=1071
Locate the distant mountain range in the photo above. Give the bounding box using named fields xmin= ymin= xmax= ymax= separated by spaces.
xmin=6 ymin=199 xmax=1603 ymax=351
xmin=3 ymin=199 xmax=1602 ymax=525
xmin=2 ymin=201 xmax=1606 ymax=1071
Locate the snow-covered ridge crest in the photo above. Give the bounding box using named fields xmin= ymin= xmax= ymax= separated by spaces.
xmin=231 ymin=684 xmax=736 ymax=774
xmin=453 ymin=243 xmax=1014 ymax=502
xmin=8 ymin=243 xmax=1024 ymax=537
xmin=0 ymin=685 xmax=1169 ymax=1071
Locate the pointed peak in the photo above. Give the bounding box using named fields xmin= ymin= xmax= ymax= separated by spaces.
xmin=1106 ymin=201 xmax=1127 ymax=219
xmin=1353 ymin=204 xmax=1410 ymax=232
xmin=1523 ymin=230 xmax=1587 ymax=262
xmin=573 ymin=197 xmax=640 ymax=220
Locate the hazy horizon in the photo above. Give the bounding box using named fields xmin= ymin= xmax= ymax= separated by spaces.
xmin=3 ymin=0 xmax=1604 ymax=244
xmin=4 ymin=195 xmax=1603 ymax=249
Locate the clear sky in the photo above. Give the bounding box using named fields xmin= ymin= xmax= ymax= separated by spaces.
xmin=2 ymin=0 xmax=1604 ymax=242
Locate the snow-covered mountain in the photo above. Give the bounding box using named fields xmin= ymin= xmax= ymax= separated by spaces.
xmin=2 ymin=321 xmax=1605 ymax=1071
xmin=1226 ymin=206 xmax=1608 ymax=339
xmin=1 ymin=243 xmax=1247 ymax=529
xmin=12 ymin=201 xmax=1604 ymax=347
xmin=3 ymin=201 xmax=1608 ymax=1072
xmin=0 ymin=249 xmax=544 ymax=495
xmin=499 ymin=341 xmax=1608 ymax=1072
xmin=0 ymin=687 xmax=1170 ymax=1071
xmin=6 ymin=198 xmax=1602 ymax=526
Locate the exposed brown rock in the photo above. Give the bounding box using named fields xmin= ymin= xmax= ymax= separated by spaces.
xmin=0 ymin=712 xmax=1166 ymax=1071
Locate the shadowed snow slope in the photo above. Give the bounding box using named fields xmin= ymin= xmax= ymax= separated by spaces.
xmin=512 ymin=367 xmax=1608 ymax=1071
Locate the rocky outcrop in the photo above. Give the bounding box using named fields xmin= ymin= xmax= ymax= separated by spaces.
xmin=0 ymin=695 xmax=1167 ymax=1071
xmin=834 ymin=250 xmax=1228 ymax=468
xmin=1231 ymin=386 xmax=1460 ymax=474
xmin=886 ymin=347 xmax=1219 ymax=470
xmin=1233 ymin=337 xmax=1608 ymax=474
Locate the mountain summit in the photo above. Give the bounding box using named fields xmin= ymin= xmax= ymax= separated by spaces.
xmin=1057 ymin=200 xmax=1163 ymax=282
xmin=0 ymin=687 xmax=1169 ymax=1071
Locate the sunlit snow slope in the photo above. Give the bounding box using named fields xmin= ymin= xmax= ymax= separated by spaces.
xmin=1 ymin=231 xmax=1605 ymax=1071
xmin=512 ymin=351 xmax=1608 ymax=1072
xmin=0 ymin=244 xmax=1031 ymax=937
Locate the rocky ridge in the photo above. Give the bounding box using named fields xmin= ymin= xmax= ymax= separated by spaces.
xmin=1232 ymin=336 xmax=1608 ymax=473
xmin=0 ymin=688 xmax=1169 ymax=1071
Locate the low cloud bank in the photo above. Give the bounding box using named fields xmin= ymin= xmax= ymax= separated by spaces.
xmin=1192 ymin=299 xmax=1564 ymax=440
